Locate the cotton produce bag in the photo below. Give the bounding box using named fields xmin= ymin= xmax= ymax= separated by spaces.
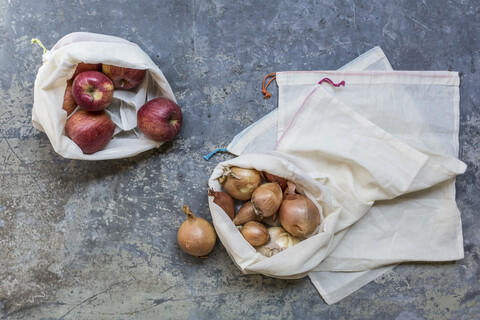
xmin=32 ymin=32 xmax=176 ymax=160
xmin=208 ymin=47 xmax=466 ymax=304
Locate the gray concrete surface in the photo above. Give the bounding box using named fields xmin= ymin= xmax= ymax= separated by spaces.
xmin=1 ymin=0 xmax=479 ymax=319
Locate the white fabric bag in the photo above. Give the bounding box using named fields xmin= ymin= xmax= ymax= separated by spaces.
xmin=210 ymin=47 xmax=466 ymax=304
xmin=32 ymin=32 xmax=176 ymax=160
xmin=226 ymin=48 xmax=399 ymax=303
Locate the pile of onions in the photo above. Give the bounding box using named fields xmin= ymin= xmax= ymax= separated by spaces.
xmin=213 ymin=167 xmax=322 ymax=257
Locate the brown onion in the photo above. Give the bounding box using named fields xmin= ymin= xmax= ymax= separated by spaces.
xmin=177 ymin=205 xmax=216 ymax=257
xmin=263 ymin=172 xmax=289 ymax=191
xmin=240 ymin=221 xmax=269 ymax=246
xmin=262 ymin=213 xmax=281 ymax=227
xmin=233 ymin=201 xmax=261 ymax=225
xmin=251 ymin=183 xmax=283 ymax=218
xmin=256 ymin=227 xmax=301 ymax=257
xmin=219 ymin=167 xmax=262 ymax=200
xmin=278 ymin=182 xmax=320 ymax=237
xmin=208 ymin=188 xmax=235 ymax=220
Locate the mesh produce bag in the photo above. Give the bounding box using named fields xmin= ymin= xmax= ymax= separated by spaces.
xmin=208 ymin=47 xmax=466 ymax=304
xmin=32 ymin=32 xmax=176 ymax=160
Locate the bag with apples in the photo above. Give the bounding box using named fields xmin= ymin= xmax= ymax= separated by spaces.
xmin=32 ymin=32 xmax=182 ymax=160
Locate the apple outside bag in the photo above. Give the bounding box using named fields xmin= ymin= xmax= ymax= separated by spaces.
xmin=32 ymin=32 xmax=176 ymax=160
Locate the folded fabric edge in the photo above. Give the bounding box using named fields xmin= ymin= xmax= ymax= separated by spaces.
xmin=275 ymin=70 xmax=459 ymax=87
xmin=309 ymin=265 xmax=397 ymax=305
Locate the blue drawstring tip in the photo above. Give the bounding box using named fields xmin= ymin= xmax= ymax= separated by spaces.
xmin=204 ymin=148 xmax=228 ymax=161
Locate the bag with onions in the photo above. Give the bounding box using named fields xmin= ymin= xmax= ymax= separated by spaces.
xmin=32 ymin=32 xmax=177 ymax=160
xmin=208 ymin=152 xmax=342 ymax=278
xmin=207 ymin=67 xmax=465 ymax=280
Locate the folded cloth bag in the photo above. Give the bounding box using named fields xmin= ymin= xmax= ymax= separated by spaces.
xmin=32 ymin=32 xmax=176 ymax=160
xmin=210 ymin=48 xmax=466 ymax=304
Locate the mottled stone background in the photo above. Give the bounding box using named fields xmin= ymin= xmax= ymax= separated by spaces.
xmin=0 ymin=0 xmax=479 ymax=319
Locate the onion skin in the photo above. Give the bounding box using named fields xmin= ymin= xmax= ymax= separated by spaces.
xmin=251 ymin=183 xmax=283 ymax=218
xmin=284 ymin=181 xmax=297 ymax=197
xmin=263 ymin=172 xmax=289 ymax=191
xmin=278 ymin=182 xmax=320 ymax=237
xmin=276 ymin=232 xmax=301 ymax=249
xmin=208 ymin=188 xmax=235 ymax=220
xmin=255 ymin=227 xmax=300 ymax=257
xmin=240 ymin=221 xmax=269 ymax=247
xmin=262 ymin=213 xmax=281 ymax=227
xmin=220 ymin=167 xmax=261 ymax=201
xmin=233 ymin=201 xmax=261 ymax=225
xmin=177 ymin=205 xmax=216 ymax=257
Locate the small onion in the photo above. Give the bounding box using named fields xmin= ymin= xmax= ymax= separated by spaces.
xmin=233 ymin=201 xmax=261 ymax=226
xmin=177 ymin=205 xmax=216 ymax=257
xmin=208 ymin=188 xmax=235 ymax=220
xmin=255 ymin=227 xmax=301 ymax=257
xmin=219 ymin=167 xmax=261 ymax=201
xmin=251 ymin=183 xmax=283 ymax=218
xmin=278 ymin=182 xmax=320 ymax=237
xmin=262 ymin=213 xmax=281 ymax=227
xmin=263 ymin=172 xmax=289 ymax=191
xmin=240 ymin=221 xmax=269 ymax=247
xmin=276 ymin=232 xmax=301 ymax=249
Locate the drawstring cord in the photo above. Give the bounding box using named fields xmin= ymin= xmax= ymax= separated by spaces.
xmin=262 ymin=72 xmax=276 ymax=99
xmin=31 ymin=38 xmax=48 ymax=55
xmin=262 ymin=74 xmax=345 ymax=99
xmin=318 ymin=78 xmax=345 ymax=87
xmin=204 ymin=148 xmax=229 ymax=161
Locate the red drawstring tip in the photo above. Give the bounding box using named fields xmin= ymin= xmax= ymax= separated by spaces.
xmin=263 ymin=91 xmax=272 ymax=99
xmin=318 ymin=78 xmax=346 ymax=87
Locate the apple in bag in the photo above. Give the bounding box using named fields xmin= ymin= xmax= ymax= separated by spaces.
xmin=72 ymin=71 xmax=114 ymax=111
xmin=102 ymin=64 xmax=146 ymax=90
xmin=65 ymin=109 xmax=116 ymax=154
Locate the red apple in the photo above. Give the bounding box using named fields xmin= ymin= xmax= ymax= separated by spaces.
xmin=65 ymin=109 xmax=116 ymax=154
xmin=71 ymin=62 xmax=102 ymax=80
xmin=62 ymin=80 xmax=77 ymax=116
xmin=137 ymin=98 xmax=182 ymax=142
xmin=102 ymin=64 xmax=146 ymax=90
xmin=72 ymin=71 xmax=114 ymax=111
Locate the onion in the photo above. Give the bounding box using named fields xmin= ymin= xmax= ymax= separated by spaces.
xmin=255 ymin=227 xmax=301 ymax=257
xmin=251 ymin=183 xmax=283 ymax=218
xmin=263 ymin=172 xmax=289 ymax=191
xmin=233 ymin=201 xmax=261 ymax=225
xmin=177 ymin=205 xmax=216 ymax=257
xmin=262 ymin=213 xmax=281 ymax=227
xmin=278 ymin=182 xmax=320 ymax=237
xmin=208 ymin=188 xmax=235 ymax=220
xmin=240 ymin=221 xmax=269 ymax=246
xmin=219 ymin=167 xmax=261 ymax=201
